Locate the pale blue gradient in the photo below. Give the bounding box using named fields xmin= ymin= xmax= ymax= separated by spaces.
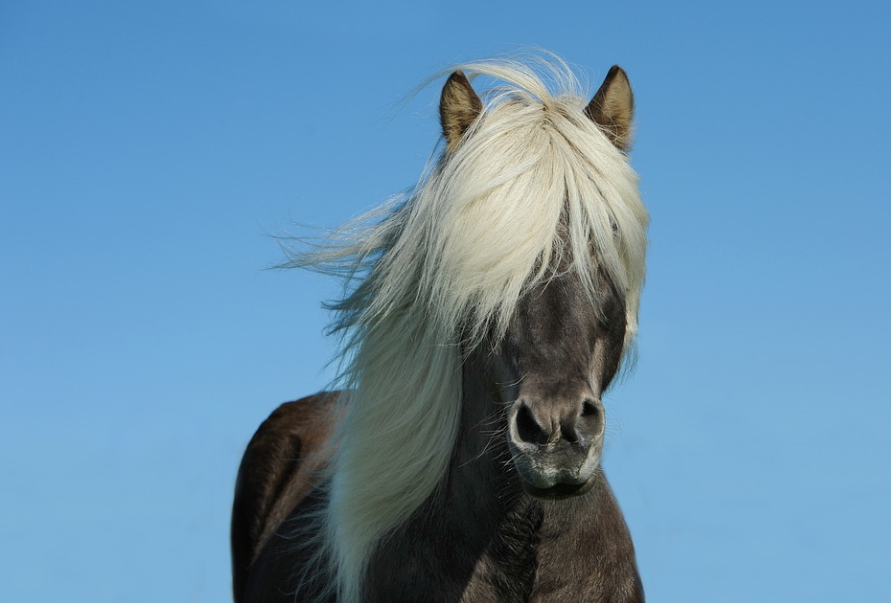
xmin=2 ymin=1 xmax=889 ymax=601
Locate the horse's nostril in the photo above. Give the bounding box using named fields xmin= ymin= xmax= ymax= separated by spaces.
xmin=515 ymin=403 xmax=545 ymax=445
xmin=578 ymin=398 xmax=604 ymax=443
xmin=582 ymin=399 xmax=600 ymax=418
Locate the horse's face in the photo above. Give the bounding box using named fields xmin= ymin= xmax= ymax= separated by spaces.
xmin=492 ymin=266 xmax=626 ymax=500
xmin=440 ymin=65 xmax=637 ymax=500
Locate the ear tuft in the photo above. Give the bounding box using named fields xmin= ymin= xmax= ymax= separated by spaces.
xmin=440 ymin=71 xmax=482 ymax=151
xmin=585 ymin=65 xmax=634 ymax=151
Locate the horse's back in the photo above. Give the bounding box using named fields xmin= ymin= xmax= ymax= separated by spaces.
xmin=231 ymin=392 xmax=337 ymax=603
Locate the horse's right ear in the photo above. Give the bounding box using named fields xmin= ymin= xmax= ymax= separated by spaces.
xmin=440 ymin=71 xmax=482 ymax=151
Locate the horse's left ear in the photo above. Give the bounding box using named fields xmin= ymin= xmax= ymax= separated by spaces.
xmin=440 ymin=71 xmax=482 ymax=151
xmin=585 ymin=65 xmax=634 ymax=151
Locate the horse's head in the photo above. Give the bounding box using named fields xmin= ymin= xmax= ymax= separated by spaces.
xmin=441 ymin=65 xmax=638 ymax=500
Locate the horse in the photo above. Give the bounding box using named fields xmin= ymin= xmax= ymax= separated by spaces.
xmin=232 ymin=57 xmax=650 ymax=603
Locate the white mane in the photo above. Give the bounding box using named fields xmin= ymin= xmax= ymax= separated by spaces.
xmin=287 ymin=57 xmax=649 ymax=603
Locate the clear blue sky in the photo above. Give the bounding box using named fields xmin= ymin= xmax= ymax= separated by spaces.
xmin=2 ymin=1 xmax=889 ymax=601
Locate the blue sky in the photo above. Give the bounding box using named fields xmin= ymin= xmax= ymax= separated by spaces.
xmin=2 ymin=1 xmax=889 ymax=601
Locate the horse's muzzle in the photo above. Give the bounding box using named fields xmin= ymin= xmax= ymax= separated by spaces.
xmin=507 ymin=395 xmax=605 ymax=499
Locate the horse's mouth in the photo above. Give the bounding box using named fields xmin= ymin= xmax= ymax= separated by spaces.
xmin=519 ymin=474 xmax=596 ymax=500
xmin=510 ymin=441 xmax=602 ymax=501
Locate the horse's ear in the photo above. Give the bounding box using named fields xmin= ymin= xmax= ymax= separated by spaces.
xmin=585 ymin=65 xmax=634 ymax=151
xmin=440 ymin=71 xmax=482 ymax=151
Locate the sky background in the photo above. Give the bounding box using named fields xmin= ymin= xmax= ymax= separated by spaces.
xmin=2 ymin=1 xmax=890 ymax=601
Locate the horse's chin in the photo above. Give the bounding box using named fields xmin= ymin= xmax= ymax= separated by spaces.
xmin=518 ymin=471 xmax=598 ymax=501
